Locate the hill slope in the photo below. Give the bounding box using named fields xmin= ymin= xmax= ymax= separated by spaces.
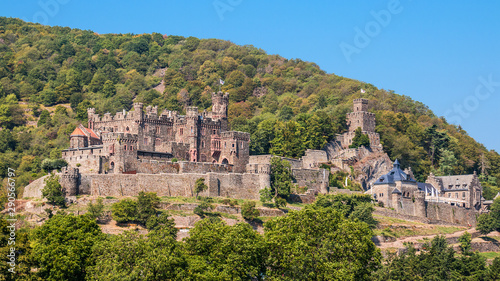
xmin=0 ymin=17 xmax=498 ymax=199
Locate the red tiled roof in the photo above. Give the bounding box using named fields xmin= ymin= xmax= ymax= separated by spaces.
xmin=84 ymin=127 xmax=99 ymax=139
xmin=70 ymin=127 xmax=85 ymax=136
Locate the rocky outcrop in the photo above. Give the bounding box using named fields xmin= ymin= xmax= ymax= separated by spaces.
xmin=352 ymin=151 xmax=392 ymax=190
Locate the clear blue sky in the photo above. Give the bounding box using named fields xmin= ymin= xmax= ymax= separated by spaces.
xmin=2 ymin=1 xmax=499 ymax=152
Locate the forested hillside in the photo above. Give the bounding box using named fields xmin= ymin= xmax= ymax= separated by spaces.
xmin=0 ymin=17 xmax=498 ymax=199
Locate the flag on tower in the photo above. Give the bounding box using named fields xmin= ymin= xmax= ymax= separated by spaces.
xmin=220 ymin=79 xmax=225 ymax=85
xmin=360 ymin=89 xmax=366 ymax=93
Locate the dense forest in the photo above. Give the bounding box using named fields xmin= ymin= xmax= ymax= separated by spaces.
xmin=3 ymin=192 xmax=500 ymax=280
xmin=0 ymin=17 xmax=499 ymax=199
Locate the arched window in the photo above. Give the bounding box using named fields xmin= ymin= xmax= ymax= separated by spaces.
xmin=124 ymin=145 xmax=127 ymax=150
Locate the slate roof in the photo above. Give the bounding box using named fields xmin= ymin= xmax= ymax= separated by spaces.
xmin=418 ymin=182 xmax=438 ymax=195
xmin=373 ymin=159 xmax=416 ymax=185
xmin=435 ymin=175 xmax=474 ymax=191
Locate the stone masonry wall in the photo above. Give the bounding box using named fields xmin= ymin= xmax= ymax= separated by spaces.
xmin=85 ymin=172 xmax=268 ymax=200
xmin=425 ymin=202 xmax=478 ymax=226
xmin=292 ymin=168 xmax=329 ymax=193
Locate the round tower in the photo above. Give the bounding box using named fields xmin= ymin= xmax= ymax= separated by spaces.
xmin=60 ymin=167 xmax=79 ymax=196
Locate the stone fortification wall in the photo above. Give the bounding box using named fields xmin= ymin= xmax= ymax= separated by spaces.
xmin=292 ymin=168 xmax=329 ymax=193
xmin=425 ymin=202 xmax=478 ymax=226
xmin=63 ymin=149 xmax=103 ymax=174
xmin=85 ymin=172 xmax=268 ymax=200
xmin=22 ymin=175 xmax=49 ymax=198
xmin=248 ymin=155 xmax=272 ymax=164
xmin=136 ymin=160 xmax=180 ymax=174
xmin=179 ymin=161 xmax=233 ymax=174
xmin=135 ymin=160 xmax=233 ymax=174
xmin=300 ymin=149 xmax=328 ymax=168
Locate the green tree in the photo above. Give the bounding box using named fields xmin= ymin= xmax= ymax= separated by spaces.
xmin=349 ymin=127 xmax=370 ymax=148
xmin=373 ymin=235 xmax=487 ymax=280
xmin=194 ymin=178 xmax=208 ymax=198
xmin=264 ymin=206 xmax=381 ymax=280
xmin=241 ymin=201 xmax=260 ymax=221
xmin=477 ymin=197 xmax=500 ymax=234
xmin=269 ymin=157 xmax=294 ymax=203
xmin=86 ymin=197 xmax=104 ymax=220
xmin=270 ymin=120 xmax=306 ymax=158
xmin=111 ymin=198 xmax=137 ymax=223
xmin=184 ymin=218 xmax=267 ymax=280
xmin=42 ymin=174 xmax=65 ymax=207
xmin=459 ymin=231 xmax=472 ymax=255
xmin=75 ymin=99 xmax=93 ymax=122
xmin=37 ymin=109 xmax=51 ymax=127
xmin=136 ymin=191 xmax=160 ymax=225
xmin=102 ymin=80 xmax=116 ymax=98
xmin=31 ymin=213 xmax=102 ymax=281
xmin=87 ymin=230 xmax=187 ymax=280
xmin=437 ymin=149 xmax=458 ymax=176
xmin=314 ymin=193 xmax=377 ymax=228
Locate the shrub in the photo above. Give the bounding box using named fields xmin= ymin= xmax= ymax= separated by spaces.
xmin=194 ymin=202 xmax=213 ymax=217
xmin=241 ymin=201 xmax=260 ymax=221
xmin=136 ymin=192 xmax=160 ymax=225
xmin=42 ymin=174 xmax=65 ymax=207
xmin=229 ymin=199 xmax=238 ymax=207
xmin=171 ymin=158 xmax=178 ymax=163
xmin=221 ymin=198 xmax=231 ymax=205
xmin=111 ymin=199 xmax=137 ymax=223
xmin=275 ymin=197 xmax=287 ymax=208
xmin=87 ymin=197 xmax=104 ymax=220
xmin=41 ymin=158 xmax=68 ymax=172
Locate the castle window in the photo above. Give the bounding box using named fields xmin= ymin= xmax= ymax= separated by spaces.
xmin=180 ymin=128 xmax=183 ymax=135
xmin=126 ymin=126 xmax=130 ymax=132
xmin=202 ymin=141 xmax=205 ymax=148
xmin=213 ymin=129 xmax=216 ymax=135
xmin=455 ymin=193 xmax=458 ymax=198
xmin=124 ymin=145 xmax=127 ymax=150
xmin=241 ymin=142 xmax=244 ymax=148
xmin=156 ymin=126 xmax=160 ymax=134
xmin=144 ymin=138 xmax=148 ymax=145
xmin=202 ymin=128 xmax=205 ymax=135
xmin=156 ymin=138 xmax=161 ymax=146
xmin=191 ymin=126 xmax=193 ymax=133
xmin=224 ymin=142 xmax=227 ymax=148
xmin=130 ymin=146 xmax=133 ymax=151
xmin=232 ymin=143 xmax=235 ymax=148
xmin=462 ymin=192 xmax=465 ymax=198
xmin=114 ymin=126 xmax=118 ymax=132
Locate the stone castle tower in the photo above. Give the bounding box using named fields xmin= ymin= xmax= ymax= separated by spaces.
xmin=338 ymin=98 xmax=381 ymax=149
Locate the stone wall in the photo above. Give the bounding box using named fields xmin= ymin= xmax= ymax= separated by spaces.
xmin=64 ymin=152 xmax=103 ymax=174
xmin=22 ymin=175 xmax=48 ymax=198
xmin=292 ymin=168 xmax=329 ymax=193
xmin=136 ymin=160 xmax=180 ymax=174
xmin=300 ymin=149 xmax=328 ymax=168
xmin=425 ymin=202 xmax=478 ymax=226
xmin=84 ymin=172 xmax=268 ymax=200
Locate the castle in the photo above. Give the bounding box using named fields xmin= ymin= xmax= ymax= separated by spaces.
xmin=42 ymin=91 xmax=329 ymax=201
xmin=336 ymin=98 xmax=381 ymax=149
xmin=367 ymin=159 xmax=484 ymax=225
xmin=22 ymin=97 xmax=485 ymax=225
xmin=63 ymin=91 xmax=250 ymax=174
